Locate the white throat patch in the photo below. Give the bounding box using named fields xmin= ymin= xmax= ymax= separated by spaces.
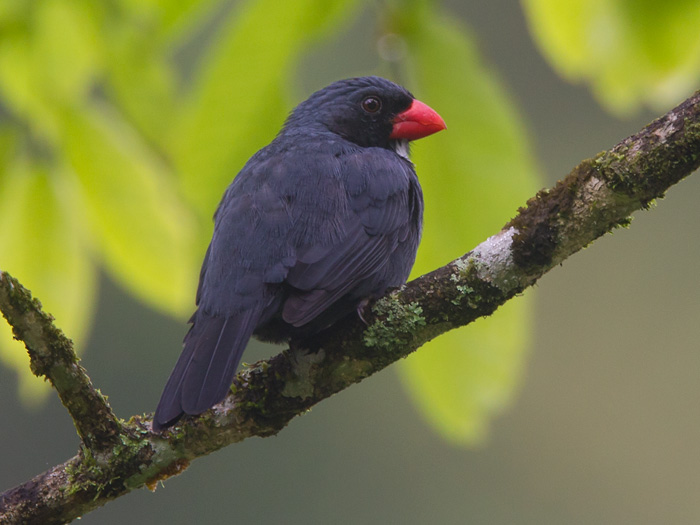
xmin=392 ymin=139 xmax=410 ymax=160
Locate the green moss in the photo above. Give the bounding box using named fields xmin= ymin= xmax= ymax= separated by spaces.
xmin=331 ymin=358 xmax=373 ymax=386
xmin=615 ymin=216 xmax=633 ymax=228
xmin=363 ymin=299 xmax=425 ymax=353
xmin=63 ymin=431 xmax=157 ymax=499
xmin=239 ymin=396 xmax=269 ymax=414
xmin=64 ymin=446 xmax=107 ymax=497
xmin=124 ymin=437 xmax=184 ymax=490
xmin=450 ymin=284 xmax=475 ymax=306
xmin=453 ymin=257 xmax=479 ymax=280
xmin=281 ymin=349 xmax=325 ymax=400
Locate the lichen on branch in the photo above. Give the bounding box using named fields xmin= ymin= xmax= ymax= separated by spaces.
xmin=0 ymin=273 xmax=123 ymax=453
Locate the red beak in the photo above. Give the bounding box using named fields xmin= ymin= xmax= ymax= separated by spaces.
xmin=389 ymin=99 xmax=446 ymax=141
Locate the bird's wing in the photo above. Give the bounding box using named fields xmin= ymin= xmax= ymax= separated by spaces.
xmin=153 ymin=309 xmax=259 ymax=428
xmin=282 ymin=148 xmax=421 ymax=327
xmin=154 ymin=153 xmax=299 ymax=428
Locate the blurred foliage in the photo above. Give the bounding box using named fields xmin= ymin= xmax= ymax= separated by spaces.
xmin=0 ymin=0 xmax=202 ymax=400
xmin=0 ymin=157 xmax=96 ymax=405
xmin=522 ymin=0 xmax=700 ymax=114
xmin=171 ymin=0 xmax=358 ymax=218
xmin=0 ymin=0 xmax=360 ymax=402
xmin=387 ymin=3 xmax=539 ymax=443
xmin=0 ymin=0 xmax=695 ymax=442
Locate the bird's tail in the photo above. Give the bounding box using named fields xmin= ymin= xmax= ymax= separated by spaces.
xmin=153 ymin=309 xmax=257 ymax=430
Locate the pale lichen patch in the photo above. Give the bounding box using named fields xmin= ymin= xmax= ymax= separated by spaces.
xmin=469 ymin=227 xmax=527 ymax=291
xmin=281 ymin=348 xmax=325 ymax=399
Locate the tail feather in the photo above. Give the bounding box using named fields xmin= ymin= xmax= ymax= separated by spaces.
xmin=153 ymin=310 xmax=258 ymax=430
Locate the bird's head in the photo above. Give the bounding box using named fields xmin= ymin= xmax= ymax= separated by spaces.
xmin=285 ymin=76 xmax=446 ymax=154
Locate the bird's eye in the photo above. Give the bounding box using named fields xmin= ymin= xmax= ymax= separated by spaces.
xmin=361 ymin=96 xmax=382 ymax=113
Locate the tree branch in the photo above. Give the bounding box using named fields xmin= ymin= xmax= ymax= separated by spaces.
xmin=1 ymin=90 xmax=699 ymax=524
xmin=0 ymin=273 xmax=123 ymax=452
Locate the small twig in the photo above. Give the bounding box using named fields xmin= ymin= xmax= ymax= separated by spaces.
xmin=0 ymin=273 xmax=123 ymax=451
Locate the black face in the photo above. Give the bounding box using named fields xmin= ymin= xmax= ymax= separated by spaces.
xmin=286 ymin=76 xmax=415 ymax=149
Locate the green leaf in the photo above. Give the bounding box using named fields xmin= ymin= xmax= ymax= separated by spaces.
xmin=0 ymin=0 xmax=26 ymax=25
xmin=399 ymin=298 xmax=533 ymax=444
xmin=59 ymin=103 xmax=198 ymax=317
xmin=395 ymin=8 xmax=541 ymax=444
xmin=103 ymin=24 xmax=178 ymax=149
xmin=0 ymin=155 xmax=96 ymax=406
xmin=0 ymin=125 xmax=17 ymax=189
xmin=521 ymin=0 xmax=700 ymax=113
xmin=116 ymin=0 xmax=218 ymax=41
xmin=0 ymin=1 xmax=102 ymax=141
xmin=0 ymin=27 xmax=59 ymax=140
xmin=31 ymin=0 xmax=102 ymax=103
xmin=155 ymin=0 xmax=220 ymax=40
xmin=170 ymin=0 xmax=363 ymax=220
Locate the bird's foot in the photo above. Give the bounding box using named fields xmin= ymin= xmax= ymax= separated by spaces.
xmin=356 ymin=299 xmax=371 ymax=325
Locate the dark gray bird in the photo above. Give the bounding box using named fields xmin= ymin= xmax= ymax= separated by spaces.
xmin=153 ymin=76 xmax=445 ymax=430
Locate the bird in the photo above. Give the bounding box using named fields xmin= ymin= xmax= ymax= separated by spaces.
xmin=153 ymin=76 xmax=445 ymax=430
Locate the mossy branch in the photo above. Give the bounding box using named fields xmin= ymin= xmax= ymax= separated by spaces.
xmin=1 ymin=90 xmax=700 ymax=524
xmin=0 ymin=273 xmax=123 ymax=452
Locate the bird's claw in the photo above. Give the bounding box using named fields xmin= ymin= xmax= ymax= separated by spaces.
xmin=356 ymin=299 xmax=371 ymax=325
